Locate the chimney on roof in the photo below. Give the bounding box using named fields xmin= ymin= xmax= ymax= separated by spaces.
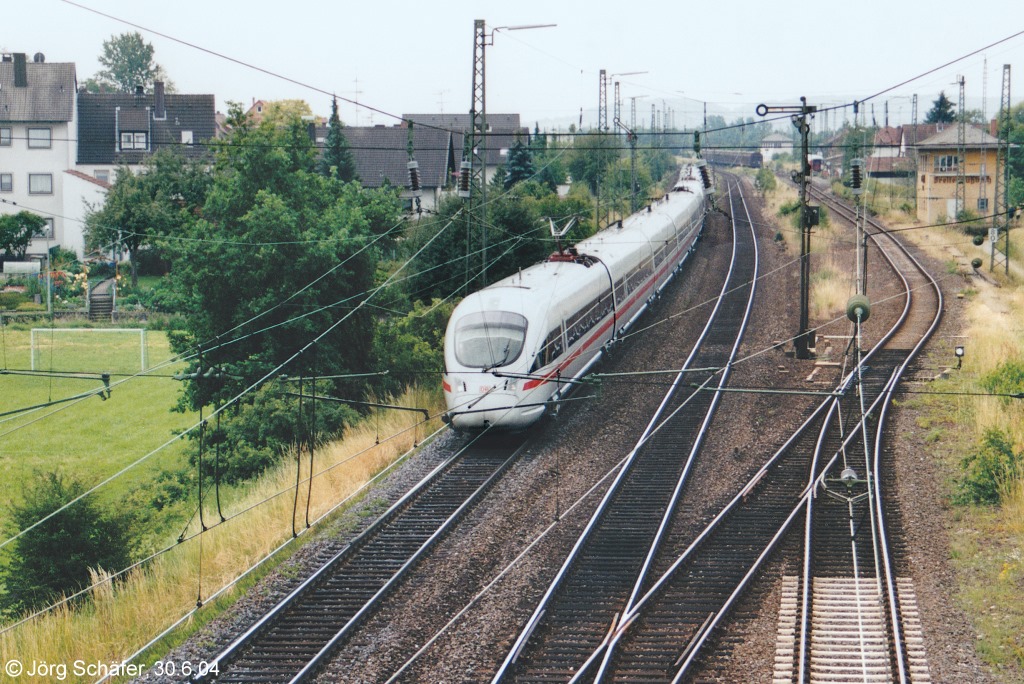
xmin=990 ymin=118 xmax=999 ymax=138
xmin=13 ymin=53 xmax=27 ymax=87
xmin=135 ymin=84 xmax=144 ymax=105
xmin=154 ymin=81 xmax=166 ymax=119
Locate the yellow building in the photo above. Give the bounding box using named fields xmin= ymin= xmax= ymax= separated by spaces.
xmin=915 ymin=124 xmax=1002 ymax=223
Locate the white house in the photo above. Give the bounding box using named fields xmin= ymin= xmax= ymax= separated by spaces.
xmin=760 ymin=132 xmax=794 ymax=161
xmin=0 ymin=53 xmax=78 ymax=258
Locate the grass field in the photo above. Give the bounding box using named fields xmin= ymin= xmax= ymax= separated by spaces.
xmin=1 ymin=323 xmax=447 ymax=680
xmin=0 ymin=328 xmax=197 ymax=541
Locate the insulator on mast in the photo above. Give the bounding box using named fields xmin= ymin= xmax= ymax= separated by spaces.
xmin=696 ymin=159 xmax=713 ymax=191
xmin=850 ymin=158 xmax=864 ymax=195
xmin=407 ymin=160 xmax=422 ymax=196
xmin=458 ymin=161 xmax=472 ymax=198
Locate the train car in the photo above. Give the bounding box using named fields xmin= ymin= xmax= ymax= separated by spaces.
xmin=705 ymin=148 xmax=763 ymax=169
xmin=442 ymin=166 xmax=708 ymax=430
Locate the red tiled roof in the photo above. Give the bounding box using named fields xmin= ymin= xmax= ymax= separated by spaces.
xmin=64 ymin=169 xmax=111 ymax=188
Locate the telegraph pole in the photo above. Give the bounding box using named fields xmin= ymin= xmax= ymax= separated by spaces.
xmin=994 ymin=64 xmax=1012 ymax=274
xmin=955 ymin=76 xmax=966 ymax=220
xmin=470 ymin=19 xmax=488 ymax=286
xmin=758 ymin=97 xmax=819 ymax=359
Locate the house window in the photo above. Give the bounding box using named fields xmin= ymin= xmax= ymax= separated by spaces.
xmin=0 ymin=128 xmax=11 ymax=146
xmin=181 ymin=130 xmax=194 ymax=145
xmin=40 ymin=218 xmax=55 ymax=239
xmin=0 ymin=173 xmax=12 ymax=192
xmin=94 ymin=170 xmax=110 ymax=183
xmin=120 ymin=132 xmax=148 ymax=151
xmin=934 ymin=154 xmax=958 ymax=173
xmin=978 ymin=197 xmax=989 ymax=212
xmin=28 ymin=127 xmax=52 ymax=148
xmin=28 ymin=173 xmax=53 ymax=194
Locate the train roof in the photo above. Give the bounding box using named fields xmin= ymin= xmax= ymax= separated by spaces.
xmin=467 ymin=166 xmax=705 ymax=300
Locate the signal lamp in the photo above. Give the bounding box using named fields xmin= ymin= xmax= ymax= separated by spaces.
xmin=458 ymin=161 xmax=471 ymax=198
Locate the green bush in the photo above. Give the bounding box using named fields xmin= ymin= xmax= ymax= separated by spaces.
xmin=980 ymin=360 xmax=1024 ymax=403
xmin=0 ymin=291 xmax=28 ymax=310
xmin=955 ymin=428 xmax=1024 ymax=505
xmin=0 ymin=471 xmax=134 ymax=616
xmin=373 ymin=298 xmax=455 ymax=396
xmin=755 ymin=167 xmax=777 ymax=194
xmin=190 ymin=383 xmax=360 ymax=484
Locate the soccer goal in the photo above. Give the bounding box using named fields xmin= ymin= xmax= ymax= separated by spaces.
xmin=30 ymin=328 xmax=149 ymax=374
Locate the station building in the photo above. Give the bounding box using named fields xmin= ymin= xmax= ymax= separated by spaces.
xmin=914 ymin=124 xmax=1002 ymax=224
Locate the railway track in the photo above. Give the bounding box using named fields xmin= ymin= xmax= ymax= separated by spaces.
xmin=492 ymin=177 xmax=759 ymax=682
xmin=199 ymin=432 xmax=528 ymax=683
xmin=197 ymin=172 xmax=724 ymax=684
xmin=785 ymin=186 xmax=942 ymax=684
xmin=518 ymin=182 xmax=942 ymax=683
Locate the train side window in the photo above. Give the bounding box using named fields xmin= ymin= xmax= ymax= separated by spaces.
xmin=542 ymin=327 xmax=564 ymax=366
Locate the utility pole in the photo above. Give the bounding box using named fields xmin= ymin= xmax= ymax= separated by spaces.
xmin=955 ymin=76 xmax=966 ymax=220
xmin=598 ymin=69 xmax=608 ymax=132
xmin=596 ymin=69 xmax=607 ymax=230
xmin=980 ymin=58 xmax=989 ymax=223
xmin=994 ymin=64 xmax=1012 ymax=273
xmin=614 ymin=115 xmax=638 ymax=213
xmin=613 ymin=81 xmax=621 ymax=133
xmin=758 ymin=98 xmax=819 ymax=359
xmin=470 ymin=19 xmax=488 ymax=287
xmin=461 ymin=20 xmax=554 ymax=290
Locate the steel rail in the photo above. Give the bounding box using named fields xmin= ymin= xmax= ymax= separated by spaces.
xmin=491 ymin=180 xmax=742 ymax=682
xmin=200 ymin=430 xmax=528 ymax=683
xmin=287 ymin=439 xmax=530 ymax=683
xmin=566 ymin=179 xmax=941 ymax=682
xmin=793 ymin=185 xmax=944 ymax=684
xmin=591 ymin=177 xmax=760 ymax=681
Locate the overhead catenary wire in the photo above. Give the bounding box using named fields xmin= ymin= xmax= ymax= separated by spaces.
xmin=5 ymin=18 xmax=1020 ymax=658
xmin=0 ymin=209 xmax=534 ymax=598
xmin=0 ymin=208 xmax=465 ymax=553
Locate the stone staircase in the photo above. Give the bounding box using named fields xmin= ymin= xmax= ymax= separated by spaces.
xmin=89 ymin=278 xmax=115 ymax=321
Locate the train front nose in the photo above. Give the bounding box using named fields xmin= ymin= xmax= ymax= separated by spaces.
xmin=443 ymin=376 xmax=542 ymax=430
xmin=444 ymin=376 xmax=510 ymax=428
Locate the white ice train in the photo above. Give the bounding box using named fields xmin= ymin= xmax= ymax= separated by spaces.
xmin=442 ymin=165 xmax=711 ymax=430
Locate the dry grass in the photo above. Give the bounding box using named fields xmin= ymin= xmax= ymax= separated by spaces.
xmin=0 ymin=387 xmax=446 ymax=681
xmin=898 ymin=215 xmax=1024 ymax=675
xmin=810 ymin=249 xmax=854 ymax=322
xmin=759 ymin=177 xmax=854 ymax=322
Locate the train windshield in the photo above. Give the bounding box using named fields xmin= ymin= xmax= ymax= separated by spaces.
xmin=454 ymin=311 xmax=529 ymax=369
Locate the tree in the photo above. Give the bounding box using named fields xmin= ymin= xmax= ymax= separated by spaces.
xmin=0 ymin=211 xmax=46 ymax=262
xmin=504 ymin=137 xmax=536 ymax=189
xmin=567 ymin=131 xmax=621 ymax=194
xmin=317 ymin=97 xmax=357 ymax=182
xmin=1001 ymin=102 xmax=1024 ymax=208
xmin=260 ymin=99 xmax=314 ymax=125
xmin=0 ymin=471 xmax=133 ymax=615
xmin=924 ymin=91 xmax=956 ymax=124
xmin=755 ymin=167 xmax=777 ymax=195
xmin=87 ymin=32 xmax=172 ymax=94
xmin=165 ymin=104 xmax=400 ymax=478
xmin=85 ymin=151 xmax=210 ymax=287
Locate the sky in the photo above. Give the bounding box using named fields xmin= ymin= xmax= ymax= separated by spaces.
xmin=6 ymin=0 xmax=1024 ymax=133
